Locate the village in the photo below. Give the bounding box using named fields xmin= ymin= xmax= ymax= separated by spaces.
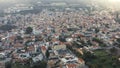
xmin=0 ymin=5 xmax=120 ymax=68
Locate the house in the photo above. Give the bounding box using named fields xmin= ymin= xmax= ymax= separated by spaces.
xmin=78 ymin=58 xmax=85 ymax=67
xmin=47 ymin=56 xmax=60 ymax=68
xmin=18 ymin=53 xmax=30 ymax=59
xmin=66 ymin=63 xmax=77 ymax=68
xmin=66 ymin=38 xmax=73 ymax=42
xmin=14 ymin=53 xmax=30 ymax=63
xmin=56 ymin=49 xmax=71 ymax=58
xmin=32 ymin=54 xmax=43 ymax=63
xmin=75 ymin=48 xmax=83 ymax=55
xmin=52 ymin=45 xmax=66 ymax=51
xmin=8 ymin=35 xmax=16 ymax=43
xmin=41 ymin=46 xmax=47 ymax=56
xmin=27 ymin=45 xmax=35 ymax=53
xmin=61 ymin=55 xmax=78 ymax=64
xmin=13 ymin=43 xmax=24 ymax=49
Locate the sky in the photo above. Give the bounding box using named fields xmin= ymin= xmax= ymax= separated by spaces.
xmin=0 ymin=0 xmax=120 ymax=12
xmin=0 ymin=0 xmax=120 ymax=3
xmin=109 ymin=0 xmax=120 ymax=2
xmin=0 ymin=0 xmax=15 ymax=2
xmin=0 ymin=0 xmax=120 ymax=8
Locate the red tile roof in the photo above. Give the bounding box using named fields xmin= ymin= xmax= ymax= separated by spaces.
xmin=27 ymin=45 xmax=35 ymax=52
xmin=41 ymin=46 xmax=46 ymax=51
xmin=78 ymin=58 xmax=85 ymax=64
xmin=14 ymin=43 xmax=24 ymax=48
xmin=66 ymin=64 xmax=77 ymax=68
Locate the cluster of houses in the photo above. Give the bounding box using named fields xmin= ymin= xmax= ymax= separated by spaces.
xmin=47 ymin=44 xmax=85 ymax=68
xmin=0 ymin=6 xmax=120 ymax=68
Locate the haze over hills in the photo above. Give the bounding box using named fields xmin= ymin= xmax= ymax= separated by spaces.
xmin=0 ymin=0 xmax=120 ymax=13
xmin=0 ymin=0 xmax=86 ymax=11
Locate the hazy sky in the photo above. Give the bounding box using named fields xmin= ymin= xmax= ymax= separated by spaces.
xmin=0 ymin=0 xmax=119 ymax=11
xmin=0 ymin=0 xmax=120 ymax=7
xmin=0 ymin=0 xmax=120 ymax=3
xmin=0 ymin=0 xmax=15 ymax=2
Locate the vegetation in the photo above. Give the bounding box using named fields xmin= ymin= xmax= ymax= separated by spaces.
xmin=25 ymin=27 xmax=33 ymax=34
xmin=66 ymin=45 xmax=82 ymax=58
xmin=68 ymin=40 xmax=120 ymax=68
xmin=92 ymin=38 xmax=102 ymax=43
xmin=109 ymin=47 xmax=118 ymax=55
xmin=116 ymin=38 xmax=120 ymax=43
xmin=46 ymin=47 xmax=50 ymax=59
xmin=32 ymin=61 xmax=47 ymax=68
xmin=82 ymin=51 xmax=96 ymax=62
xmin=85 ymin=50 xmax=120 ymax=68
xmin=16 ymin=36 xmax=23 ymax=40
xmin=12 ymin=62 xmax=31 ymax=68
xmin=12 ymin=61 xmax=47 ymax=68
xmin=59 ymin=35 xmax=66 ymax=42
xmin=92 ymin=38 xmax=107 ymax=47
xmin=95 ymin=28 xmax=100 ymax=33
xmin=35 ymin=35 xmax=43 ymax=42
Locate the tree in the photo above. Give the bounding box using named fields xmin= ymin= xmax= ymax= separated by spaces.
xmin=110 ymin=47 xmax=118 ymax=55
xmin=116 ymin=38 xmax=120 ymax=43
xmin=59 ymin=35 xmax=66 ymax=42
xmin=46 ymin=47 xmax=50 ymax=59
xmin=82 ymin=51 xmax=96 ymax=62
xmin=92 ymin=37 xmax=107 ymax=47
xmin=0 ymin=37 xmax=2 ymax=42
xmin=32 ymin=61 xmax=47 ymax=68
xmin=25 ymin=27 xmax=33 ymax=34
xmin=16 ymin=36 xmax=23 ymax=40
xmin=95 ymin=28 xmax=99 ymax=33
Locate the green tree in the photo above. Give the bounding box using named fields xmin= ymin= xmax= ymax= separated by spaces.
xmin=32 ymin=61 xmax=47 ymax=68
xmin=116 ymin=38 xmax=120 ymax=43
xmin=95 ymin=28 xmax=100 ymax=33
xmin=110 ymin=47 xmax=118 ymax=55
xmin=46 ymin=47 xmax=51 ymax=59
xmin=59 ymin=35 xmax=66 ymax=42
xmin=82 ymin=51 xmax=96 ymax=61
xmin=16 ymin=36 xmax=23 ymax=40
xmin=25 ymin=27 xmax=33 ymax=34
